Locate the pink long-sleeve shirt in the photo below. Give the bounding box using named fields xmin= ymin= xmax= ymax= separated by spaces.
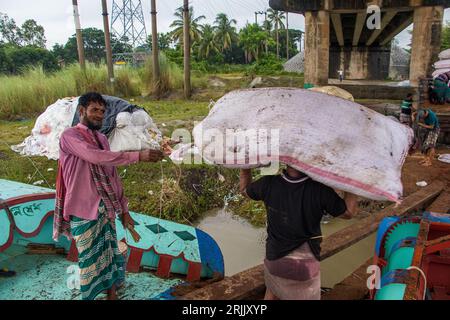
xmin=59 ymin=123 xmax=140 ymax=221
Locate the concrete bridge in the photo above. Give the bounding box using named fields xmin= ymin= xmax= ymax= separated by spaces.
xmin=269 ymin=0 xmax=450 ymax=86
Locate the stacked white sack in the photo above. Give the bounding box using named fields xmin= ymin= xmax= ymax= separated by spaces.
xmin=432 ymin=50 xmax=450 ymax=78
xmin=438 ymin=49 xmax=450 ymax=60
xmin=193 ymin=88 xmax=414 ymax=202
xmin=11 ymin=97 xmax=79 ymax=160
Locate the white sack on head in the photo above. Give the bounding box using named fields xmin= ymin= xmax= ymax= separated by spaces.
xmin=193 ymin=88 xmax=413 ymax=202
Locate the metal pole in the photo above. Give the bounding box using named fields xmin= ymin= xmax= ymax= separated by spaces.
xmin=286 ymin=12 xmax=289 ymax=60
xmin=255 ymin=12 xmax=258 ymax=24
xmin=151 ymin=0 xmax=160 ymax=97
xmin=265 ymin=11 xmax=268 ymax=55
xmin=72 ymin=0 xmax=85 ymax=70
xmin=183 ymin=0 xmax=191 ymax=98
xmin=276 ymin=11 xmax=279 ymax=59
xmin=102 ymin=0 xmax=114 ymax=87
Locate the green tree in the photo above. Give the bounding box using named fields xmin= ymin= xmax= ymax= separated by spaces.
xmin=267 ymin=9 xmax=285 ymax=58
xmin=0 ymin=13 xmax=21 ymax=45
xmin=169 ymin=6 xmax=205 ymax=48
xmin=239 ymin=23 xmax=269 ymax=63
xmin=147 ymin=32 xmax=173 ymax=50
xmin=58 ymin=28 xmax=132 ymax=64
xmin=0 ymin=44 xmax=11 ymax=73
xmin=213 ymin=13 xmax=237 ymax=53
xmin=19 ymin=19 xmax=46 ymax=48
xmin=197 ymin=24 xmax=219 ymax=60
xmin=4 ymin=45 xmax=58 ymax=73
xmin=441 ymin=21 xmax=450 ymax=51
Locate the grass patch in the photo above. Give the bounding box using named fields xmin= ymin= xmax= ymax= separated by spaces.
xmin=0 ymin=64 xmax=143 ymax=120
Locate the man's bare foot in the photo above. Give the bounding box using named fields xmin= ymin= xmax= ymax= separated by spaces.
xmin=107 ymin=285 xmax=118 ymax=300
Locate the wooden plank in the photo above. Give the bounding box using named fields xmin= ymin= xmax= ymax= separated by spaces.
xmin=426 ymin=191 xmax=450 ymax=213
xmin=180 ymin=264 xmax=265 ymax=300
xmin=320 ymin=180 xmax=444 ymax=260
xmin=180 ymin=181 xmax=444 ymax=300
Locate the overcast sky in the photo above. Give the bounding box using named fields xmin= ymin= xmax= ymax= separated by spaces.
xmin=0 ymin=0 xmax=449 ymax=50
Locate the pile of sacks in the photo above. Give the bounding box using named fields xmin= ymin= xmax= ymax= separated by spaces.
xmin=12 ymin=96 xmax=162 ymax=160
xmin=432 ymin=49 xmax=450 ymax=78
xmin=192 ymin=88 xmax=413 ymax=203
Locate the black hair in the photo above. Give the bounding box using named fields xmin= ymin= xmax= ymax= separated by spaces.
xmin=78 ymin=92 xmax=106 ymax=109
xmin=406 ymin=93 xmax=413 ymax=98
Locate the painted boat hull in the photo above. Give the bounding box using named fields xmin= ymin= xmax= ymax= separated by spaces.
xmin=0 ymin=179 xmax=224 ymax=299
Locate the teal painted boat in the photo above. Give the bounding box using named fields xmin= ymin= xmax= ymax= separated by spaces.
xmin=0 ymin=179 xmax=224 ymax=300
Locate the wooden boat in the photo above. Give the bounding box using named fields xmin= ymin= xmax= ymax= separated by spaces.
xmin=0 ymin=179 xmax=224 ymax=300
xmin=371 ymin=211 xmax=450 ymax=300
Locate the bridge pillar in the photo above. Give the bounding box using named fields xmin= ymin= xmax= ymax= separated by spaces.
xmin=409 ymin=6 xmax=444 ymax=86
xmin=304 ymin=10 xmax=330 ymax=86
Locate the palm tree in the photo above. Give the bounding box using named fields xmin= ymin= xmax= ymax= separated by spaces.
xmin=198 ymin=24 xmax=219 ymax=59
xmin=169 ymin=6 xmax=205 ymax=48
xmin=213 ymin=13 xmax=237 ymax=53
xmin=267 ymin=9 xmax=285 ymax=59
xmin=239 ymin=23 xmax=268 ymax=63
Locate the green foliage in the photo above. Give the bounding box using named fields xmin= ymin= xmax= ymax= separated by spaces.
xmin=213 ymin=13 xmax=237 ymax=53
xmin=442 ymin=20 xmax=450 ymax=51
xmin=197 ymin=24 xmax=219 ymax=60
xmin=169 ymin=6 xmax=205 ymax=47
xmin=0 ymin=12 xmax=22 ymax=45
xmin=3 ymin=45 xmax=59 ymax=74
xmin=245 ymin=54 xmax=284 ymax=75
xmin=18 ymin=19 xmax=46 ymax=48
xmin=239 ymin=23 xmax=269 ymax=63
xmin=52 ymin=27 xmax=133 ymax=65
xmin=146 ymin=32 xmax=173 ymax=50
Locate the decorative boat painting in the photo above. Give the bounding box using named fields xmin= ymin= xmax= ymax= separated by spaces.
xmin=0 ymin=179 xmax=224 ymax=300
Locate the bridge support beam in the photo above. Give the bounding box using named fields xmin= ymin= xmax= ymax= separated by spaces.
xmin=409 ymin=6 xmax=444 ymax=86
xmin=304 ymin=10 xmax=330 ymax=86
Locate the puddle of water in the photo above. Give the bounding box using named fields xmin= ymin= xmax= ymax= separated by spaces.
xmin=196 ymin=208 xmax=266 ymax=276
xmin=196 ymin=208 xmax=376 ymax=288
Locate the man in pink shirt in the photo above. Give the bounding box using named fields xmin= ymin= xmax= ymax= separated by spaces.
xmin=53 ymin=92 xmax=163 ymax=300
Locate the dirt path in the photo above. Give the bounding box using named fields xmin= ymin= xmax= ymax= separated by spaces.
xmin=401 ymin=146 xmax=450 ymax=198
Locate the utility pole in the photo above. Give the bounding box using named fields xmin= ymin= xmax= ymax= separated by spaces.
xmin=151 ymin=0 xmax=160 ymax=97
xmin=264 ymin=11 xmax=268 ymax=55
xmin=72 ymin=0 xmax=85 ymax=70
xmin=255 ymin=12 xmax=258 ymax=24
xmin=183 ymin=0 xmax=191 ymax=99
xmin=286 ymin=12 xmax=289 ymax=60
xmin=102 ymin=0 xmax=114 ymax=87
xmin=276 ymin=11 xmax=279 ymax=59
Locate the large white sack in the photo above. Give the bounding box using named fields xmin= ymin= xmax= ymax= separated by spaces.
xmin=438 ymin=49 xmax=450 ymax=60
xmin=193 ymin=88 xmax=413 ymax=202
xmin=109 ymin=110 xmax=162 ymax=152
xmin=11 ymin=97 xmax=79 ymax=160
xmin=432 ymin=68 xmax=450 ymax=78
xmin=434 ymin=59 xmax=450 ymax=69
